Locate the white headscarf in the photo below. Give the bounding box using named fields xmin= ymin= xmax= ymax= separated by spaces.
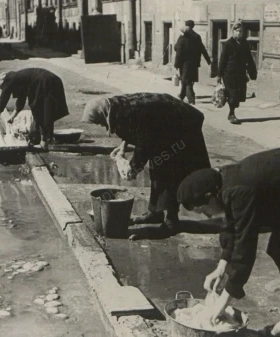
xmin=82 ymin=97 xmax=113 ymax=135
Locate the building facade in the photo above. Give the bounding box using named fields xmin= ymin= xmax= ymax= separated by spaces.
xmin=102 ymin=0 xmax=280 ymax=101
xmin=1 ymin=0 xmax=280 ymax=100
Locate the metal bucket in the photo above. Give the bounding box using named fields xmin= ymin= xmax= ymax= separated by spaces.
xmin=164 ymin=291 xmax=249 ymax=337
xmin=90 ymin=188 xmax=134 ymax=238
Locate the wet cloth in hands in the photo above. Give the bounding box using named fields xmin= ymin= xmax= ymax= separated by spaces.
xmin=111 ymin=152 xmax=133 ymax=180
xmin=173 ymin=292 xmax=242 ymax=332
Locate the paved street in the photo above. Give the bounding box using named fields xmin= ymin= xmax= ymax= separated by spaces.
xmin=0 ymin=49 xmax=280 ymax=336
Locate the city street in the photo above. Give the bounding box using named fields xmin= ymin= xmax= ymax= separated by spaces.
xmin=0 ymin=52 xmax=280 ymax=336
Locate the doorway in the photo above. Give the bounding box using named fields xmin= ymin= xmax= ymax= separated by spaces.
xmin=144 ymin=21 xmax=152 ymax=62
xmin=163 ymin=22 xmax=172 ymax=65
xmin=211 ymin=20 xmax=228 ymax=77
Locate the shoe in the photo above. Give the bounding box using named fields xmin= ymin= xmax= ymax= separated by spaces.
xmin=177 ymin=94 xmax=184 ymax=100
xmin=228 ymin=115 xmax=241 ymax=125
xmin=132 ymin=211 xmax=164 ymax=225
xmin=160 ymin=219 xmax=179 ymax=235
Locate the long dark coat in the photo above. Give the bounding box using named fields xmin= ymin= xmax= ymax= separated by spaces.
xmin=174 ymin=31 xmax=211 ymax=83
xmin=108 ymin=93 xmax=210 ymax=184
xmin=218 ymin=37 xmax=257 ymax=108
xmin=0 ymin=68 xmax=69 ymax=122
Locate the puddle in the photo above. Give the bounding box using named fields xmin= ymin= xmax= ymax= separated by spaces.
xmin=0 ymin=166 xmax=107 ymax=337
xmin=106 ymin=237 xmax=221 ymax=314
xmin=42 ymin=153 xmax=151 ymax=187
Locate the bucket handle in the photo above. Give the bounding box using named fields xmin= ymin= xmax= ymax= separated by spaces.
xmin=175 ymin=291 xmax=194 ymax=300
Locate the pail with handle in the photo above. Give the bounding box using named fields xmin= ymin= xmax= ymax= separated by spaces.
xmin=90 ymin=188 xmax=134 ymax=238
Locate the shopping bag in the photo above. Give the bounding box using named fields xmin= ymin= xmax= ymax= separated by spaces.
xmin=211 ymin=83 xmax=227 ymax=108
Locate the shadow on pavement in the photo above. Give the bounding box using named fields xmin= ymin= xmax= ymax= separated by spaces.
xmin=128 ymin=218 xmax=272 ymax=240
xmin=77 ymin=89 xmax=112 ymax=95
xmin=0 ymin=43 xmax=70 ymax=61
xmin=239 ymin=117 xmax=280 ymax=123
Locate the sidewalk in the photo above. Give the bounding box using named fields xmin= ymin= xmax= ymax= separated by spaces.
xmin=11 ymin=43 xmax=280 ymax=150
xmin=13 ymin=44 xmax=280 ymax=151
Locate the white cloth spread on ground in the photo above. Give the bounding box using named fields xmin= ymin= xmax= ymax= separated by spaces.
xmin=173 ymin=293 xmax=242 ymax=332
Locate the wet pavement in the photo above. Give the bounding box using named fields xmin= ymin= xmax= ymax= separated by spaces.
xmin=40 ymin=129 xmax=280 ymax=332
xmin=0 ymin=55 xmax=278 ymax=335
xmin=0 ymin=165 xmax=108 ymax=337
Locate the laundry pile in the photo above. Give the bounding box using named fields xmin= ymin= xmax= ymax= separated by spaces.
xmin=173 ymin=293 xmax=243 ymax=332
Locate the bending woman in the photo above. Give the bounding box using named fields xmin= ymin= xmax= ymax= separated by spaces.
xmin=0 ymin=68 xmax=69 ymax=149
xmin=82 ymin=93 xmax=210 ymax=234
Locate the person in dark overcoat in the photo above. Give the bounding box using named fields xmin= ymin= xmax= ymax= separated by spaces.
xmin=177 ymin=148 xmax=280 ymax=329
xmin=217 ymin=23 xmax=257 ymax=125
xmin=0 ymin=68 xmax=69 ymax=149
xmin=82 ymin=93 xmax=210 ymax=233
xmin=174 ymin=20 xmax=211 ymax=105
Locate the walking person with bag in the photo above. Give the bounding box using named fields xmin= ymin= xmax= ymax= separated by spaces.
xmin=174 ymin=20 xmax=211 ymax=105
xmin=217 ymin=23 xmax=257 ymax=125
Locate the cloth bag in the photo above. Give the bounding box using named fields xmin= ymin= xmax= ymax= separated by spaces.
xmin=211 ymin=83 xmax=227 ymax=108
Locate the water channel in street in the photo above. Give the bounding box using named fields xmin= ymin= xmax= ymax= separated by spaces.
xmin=0 ymin=164 xmax=108 ymax=337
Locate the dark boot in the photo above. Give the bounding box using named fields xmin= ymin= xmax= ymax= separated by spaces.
xmin=228 ymin=114 xmax=241 ymax=125
xmin=160 ymin=211 xmax=179 ymax=235
xmin=132 ymin=211 xmax=164 ymax=225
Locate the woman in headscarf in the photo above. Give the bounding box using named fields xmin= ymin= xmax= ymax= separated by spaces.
xmin=217 ymin=23 xmax=257 ymax=125
xmin=82 ymin=92 xmax=210 ymax=233
xmin=177 ymin=148 xmax=280 ymax=330
xmin=0 ymin=68 xmax=69 ymax=149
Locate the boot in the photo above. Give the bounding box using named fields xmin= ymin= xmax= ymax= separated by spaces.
xmin=160 ymin=211 xmax=179 ymax=235
xmin=228 ymin=114 xmax=241 ymax=125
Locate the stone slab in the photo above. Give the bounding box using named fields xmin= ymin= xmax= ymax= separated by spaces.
xmin=101 ymin=286 xmax=154 ymax=316
xmin=31 ymin=166 xmax=82 ymax=230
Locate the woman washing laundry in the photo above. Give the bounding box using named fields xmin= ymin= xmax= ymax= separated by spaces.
xmin=82 ymin=93 xmax=210 ymax=234
xmin=177 ymin=148 xmax=280 ymax=334
xmin=0 ymin=68 xmax=69 ymax=149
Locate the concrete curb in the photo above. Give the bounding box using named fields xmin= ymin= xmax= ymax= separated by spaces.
xmin=26 ymin=153 xmax=159 ymax=337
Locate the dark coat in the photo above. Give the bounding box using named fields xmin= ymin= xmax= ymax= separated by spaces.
xmin=217 ymin=37 xmax=257 ymax=107
xmin=108 ymin=93 xmax=210 ymax=183
xmin=174 ymin=31 xmax=211 ymax=83
xmin=0 ymin=68 xmax=69 ymax=122
xmin=219 ymin=148 xmax=280 ymax=299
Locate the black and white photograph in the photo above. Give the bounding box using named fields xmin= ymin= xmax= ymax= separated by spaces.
xmin=0 ymin=0 xmax=280 ymax=336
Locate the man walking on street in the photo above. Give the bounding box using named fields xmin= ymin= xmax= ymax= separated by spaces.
xmin=174 ymin=20 xmax=211 ymax=104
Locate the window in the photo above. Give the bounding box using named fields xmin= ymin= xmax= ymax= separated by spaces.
xmin=240 ymin=21 xmax=260 ymax=67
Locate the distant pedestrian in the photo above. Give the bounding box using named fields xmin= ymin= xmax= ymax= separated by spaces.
xmin=0 ymin=68 xmax=69 ymax=149
xmin=82 ymin=93 xmax=210 ymax=234
xmin=174 ymin=20 xmax=211 ymax=105
xmin=217 ymin=23 xmax=257 ymax=125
